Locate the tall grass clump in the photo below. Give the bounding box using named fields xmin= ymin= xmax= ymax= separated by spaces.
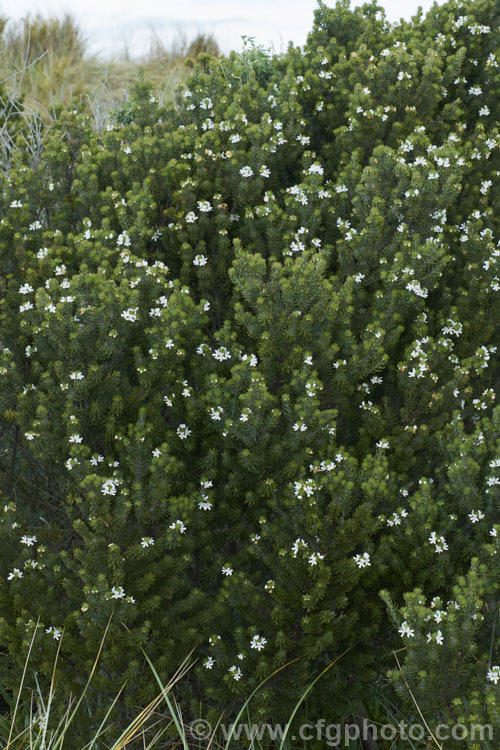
xmin=0 ymin=13 xmax=219 ymax=117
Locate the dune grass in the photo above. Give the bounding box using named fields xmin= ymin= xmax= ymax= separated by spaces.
xmin=0 ymin=625 xmax=428 ymax=750
xmin=0 ymin=12 xmax=220 ymax=118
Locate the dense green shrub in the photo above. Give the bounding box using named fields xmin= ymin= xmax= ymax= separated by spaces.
xmin=0 ymin=0 xmax=498 ymax=741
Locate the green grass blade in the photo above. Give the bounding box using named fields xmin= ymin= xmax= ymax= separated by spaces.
xmin=277 ymin=643 xmax=356 ymax=750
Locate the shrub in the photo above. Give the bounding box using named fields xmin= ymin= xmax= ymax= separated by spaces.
xmin=0 ymin=0 xmax=498 ymax=740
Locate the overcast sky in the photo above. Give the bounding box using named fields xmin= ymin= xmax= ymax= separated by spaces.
xmin=0 ymin=0 xmax=446 ymax=58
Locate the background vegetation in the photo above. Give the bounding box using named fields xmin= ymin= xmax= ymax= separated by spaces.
xmin=0 ymin=12 xmax=219 ymax=117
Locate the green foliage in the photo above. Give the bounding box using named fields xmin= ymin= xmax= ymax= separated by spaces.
xmin=0 ymin=0 xmax=498 ymax=741
xmin=221 ymin=36 xmax=275 ymax=87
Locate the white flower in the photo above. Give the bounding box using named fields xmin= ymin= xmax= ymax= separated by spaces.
xmin=152 ymin=448 xmax=161 ymax=458
xmin=198 ymin=498 xmax=213 ymax=510
xmin=468 ymin=509 xmax=485 ymax=523
xmin=387 ymin=513 xmax=401 ymax=527
xmin=398 ymin=621 xmax=415 ymax=638
xmin=69 ymin=434 xmax=83 ymax=444
xmin=305 ymin=380 xmax=320 ymax=396
xmin=222 ymin=565 xmax=233 ymax=576
xmin=185 ymin=211 xmax=198 ymax=223
xmin=176 ymin=424 xmax=191 ymax=440
xmin=353 ymin=552 xmax=371 ymax=568
xmin=110 ymin=586 xmax=125 ymax=599
xmin=435 ymin=630 xmax=444 ymax=645
xmin=101 ymin=479 xmax=118 ymax=496
xmin=429 ymin=531 xmax=448 ymax=553
xmin=259 ymin=166 xmax=271 ymax=177
xmin=376 ymin=440 xmax=390 ymax=449
xmin=45 ymin=627 xmax=62 ymax=640
xmin=193 ymin=254 xmax=208 ymax=266
xmin=487 ymin=666 xmax=500 ymax=684
xmin=70 ymin=371 xmax=84 ymax=380
xmin=10 ymin=200 xmax=22 ymax=208
xmin=241 ymin=353 xmax=258 ymax=367
xmin=228 ymin=666 xmax=242 ymax=680
xmin=121 ymin=308 xmax=138 ymax=322
xmin=294 ymin=480 xmax=316 ymax=499
xmin=308 ymin=552 xmax=324 ymax=566
xmin=19 ymin=283 xmax=34 ymax=294
xmin=117 ymin=232 xmax=131 ymax=247
xmin=308 ymin=163 xmax=324 ymax=175
xmin=204 ymin=656 xmax=215 ymax=669
xmin=141 ymin=537 xmax=154 ymax=548
xmin=169 ymin=520 xmax=187 ymax=534
xmin=406 ymin=281 xmax=428 ymax=298
xmin=21 ymin=535 xmax=37 ymax=546
xmin=210 ymin=406 xmax=224 ymax=421
xmin=7 ymin=568 xmax=23 ymax=580
xmin=250 ymin=635 xmax=267 ymax=651
xmin=213 ymin=347 xmax=231 ymax=361
xmin=198 ymin=200 xmax=212 ymax=213
xmin=291 ymin=538 xmax=308 ymax=556
xmin=240 ymin=166 xmax=254 ymax=178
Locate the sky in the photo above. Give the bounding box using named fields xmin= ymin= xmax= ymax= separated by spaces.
xmin=0 ymin=0 xmax=446 ymax=59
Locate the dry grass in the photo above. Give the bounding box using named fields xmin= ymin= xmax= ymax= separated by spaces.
xmin=0 ymin=13 xmax=220 ymax=118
